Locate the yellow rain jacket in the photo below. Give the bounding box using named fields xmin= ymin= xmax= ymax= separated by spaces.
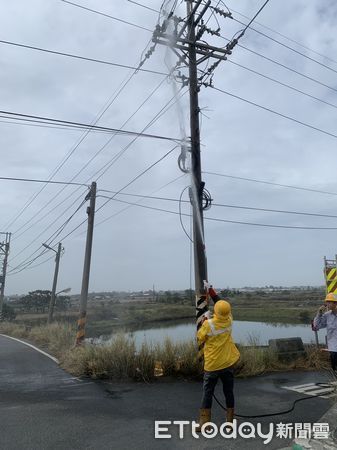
xmin=197 ymin=301 xmax=240 ymax=372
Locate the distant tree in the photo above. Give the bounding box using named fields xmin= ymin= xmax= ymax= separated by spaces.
xmin=22 ymin=290 xmax=51 ymax=313
xmin=2 ymin=303 xmax=16 ymax=321
xmin=55 ymin=295 xmax=70 ymax=312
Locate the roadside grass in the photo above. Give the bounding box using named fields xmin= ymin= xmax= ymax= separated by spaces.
xmin=0 ymin=321 xmax=331 ymax=381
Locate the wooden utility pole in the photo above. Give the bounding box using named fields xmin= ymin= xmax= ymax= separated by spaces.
xmin=47 ymin=242 xmax=62 ymax=324
xmin=0 ymin=232 xmax=11 ymax=320
xmin=75 ymin=182 xmax=96 ymax=345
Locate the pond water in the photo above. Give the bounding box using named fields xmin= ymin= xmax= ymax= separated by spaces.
xmin=97 ymin=319 xmax=327 ymax=347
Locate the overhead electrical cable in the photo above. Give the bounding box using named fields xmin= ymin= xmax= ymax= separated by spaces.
xmin=94 ymin=89 xmax=187 ymax=181
xmin=0 ymin=118 xmax=114 ymax=133
xmin=226 ymin=59 xmax=337 ymax=111
xmin=0 ymin=176 xmax=87 ymax=186
xmin=92 ymin=174 xmax=186 ymax=232
xmin=13 ymin=191 xmax=86 ymax=241
xmin=218 ymin=35 xmax=337 ymax=94
xmin=60 ymin=0 xmax=153 ymax=32
xmin=0 ymin=39 xmax=168 ymax=75
xmin=226 ymin=4 xmax=337 ymax=66
xmin=11 ymin=84 xmax=186 ymax=244
xmin=234 ymin=0 xmax=271 ymax=38
xmin=0 ymin=110 xmax=180 ymax=142
xmin=127 ymin=0 xmax=159 ymax=13
xmin=7 ymin=254 xmax=56 ymax=276
xmin=0 ymin=39 xmax=167 ymax=76
xmin=7 ymin=249 xmax=49 ymax=275
xmin=4 ymin=8 xmax=164 ymax=246
xmin=56 ymin=149 xmax=182 ymax=243
xmin=3 ymin=69 xmax=141 ymax=230
xmin=95 ymin=145 xmax=179 ymax=213
xmin=98 ymin=191 xmax=337 ymax=219
xmin=9 ymin=194 xmax=88 ymax=266
xmin=231 ymin=16 xmax=337 ymax=75
xmin=9 ymin=87 xmax=186 ymax=261
xmin=90 ymin=197 xmax=337 ymax=230
xmin=203 ymin=171 xmax=337 ymax=197
xmin=209 ymin=85 xmax=337 ymax=141
xmin=7 ymin=73 xmax=168 ymax=235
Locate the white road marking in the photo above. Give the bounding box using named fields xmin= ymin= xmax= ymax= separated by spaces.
xmin=283 ymin=382 xmax=336 ymax=399
xmin=0 ymin=334 xmax=59 ymax=364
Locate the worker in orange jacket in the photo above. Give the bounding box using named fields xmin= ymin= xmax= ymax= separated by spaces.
xmin=196 ymin=285 xmax=240 ymax=430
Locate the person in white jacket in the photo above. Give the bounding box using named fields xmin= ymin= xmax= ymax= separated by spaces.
xmin=313 ymin=293 xmax=337 ymax=372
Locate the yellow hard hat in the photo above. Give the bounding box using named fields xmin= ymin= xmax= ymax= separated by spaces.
xmin=214 ymin=300 xmax=231 ymax=318
xmin=325 ymin=293 xmax=337 ymax=302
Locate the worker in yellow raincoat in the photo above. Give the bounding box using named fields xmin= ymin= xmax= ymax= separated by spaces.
xmin=196 ymin=286 xmax=240 ymax=430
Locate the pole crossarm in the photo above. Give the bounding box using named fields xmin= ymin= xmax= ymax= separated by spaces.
xmin=152 ymin=37 xmax=229 ymax=65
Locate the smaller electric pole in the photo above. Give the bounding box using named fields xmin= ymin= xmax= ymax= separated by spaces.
xmin=43 ymin=242 xmax=62 ymax=324
xmin=0 ymin=232 xmax=11 ymax=320
xmin=75 ymin=182 xmax=97 ymax=346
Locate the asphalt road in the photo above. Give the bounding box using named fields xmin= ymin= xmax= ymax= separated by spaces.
xmin=0 ymin=334 xmax=335 ymax=450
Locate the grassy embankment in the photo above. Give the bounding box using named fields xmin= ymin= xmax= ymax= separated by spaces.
xmin=0 ymin=321 xmax=331 ymax=382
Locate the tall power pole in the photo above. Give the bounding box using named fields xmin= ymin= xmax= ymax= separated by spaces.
xmin=186 ymin=0 xmax=208 ymax=304
xmin=152 ymin=1 xmax=232 ymax=330
xmin=45 ymin=242 xmax=62 ymax=324
xmin=75 ymin=182 xmax=97 ymax=346
xmin=0 ymin=232 xmax=11 ymax=320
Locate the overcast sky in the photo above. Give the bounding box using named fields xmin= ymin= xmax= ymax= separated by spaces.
xmin=2 ymin=0 xmax=337 ymax=295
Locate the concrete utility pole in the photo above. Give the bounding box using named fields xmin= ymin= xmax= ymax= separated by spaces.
xmin=152 ymin=0 xmax=232 ymax=331
xmin=44 ymin=242 xmax=62 ymax=324
xmin=75 ymin=182 xmax=97 ymax=346
xmin=0 ymin=232 xmax=11 ymax=320
xmin=186 ymin=0 xmax=208 ymax=301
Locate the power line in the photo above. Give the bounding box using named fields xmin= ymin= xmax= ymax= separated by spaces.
xmin=228 ymin=11 xmax=337 ymax=73
xmin=0 ymin=176 xmax=88 ymax=187
xmin=209 ymin=85 xmax=337 ymax=141
xmin=98 ymin=191 xmax=337 ymax=219
xmin=56 ymin=152 xmax=184 ymax=243
xmin=0 ymin=110 xmax=180 ymax=142
xmin=9 ymin=194 xmax=88 ymax=266
xmin=93 ymin=174 xmax=186 ymax=231
xmin=7 ymin=249 xmax=49 ymax=275
xmin=9 ymin=88 xmax=185 ymax=262
xmin=235 ymin=0 xmax=271 ymax=38
xmin=95 ymin=145 xmax=179 ymax=213
xmin=10 ymin=78 xmax=173 ymax=240
xmin=127 ymin=0 xmax=159 ymax=13
xmin=14 ymin=191 xmax=85 ymax=240
xmin=218 ymin=34 xmax=337 ymax=95
xmin=226 ymin=59 xmax=337 ymax=112
xmin=93 ymin=196 xmax=337 ymax=230
xmin=227 ymin=5 xmax=337 ymax=66
xmin=8 ymin=253 xmax=55 ymax=276
xmin=9 ymin=83 xmax=186 ymax=254
xmin=231 ymin=17 xmax=337 ymax=77
xmin=0 ymin=39 xmax=167 ymax=76
xmin=60 ymin=0 xmax=153 ymax=32
xmin=94 ymin=89 xmax=186 ymax=181
xmin=3 ymin=70 xmax=141 ymax=231
xmin=3 ymin=7 xmax=162 ymax=243
xmin=203 ymin=171 xmax=337 ymax=197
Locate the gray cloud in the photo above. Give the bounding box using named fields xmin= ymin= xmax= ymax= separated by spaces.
xmin=2 ymin=0 xmax=337 ymax=295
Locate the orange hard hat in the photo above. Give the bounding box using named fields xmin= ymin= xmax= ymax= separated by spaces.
xmin=325 ymin=293 xmax=337 ymax=302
